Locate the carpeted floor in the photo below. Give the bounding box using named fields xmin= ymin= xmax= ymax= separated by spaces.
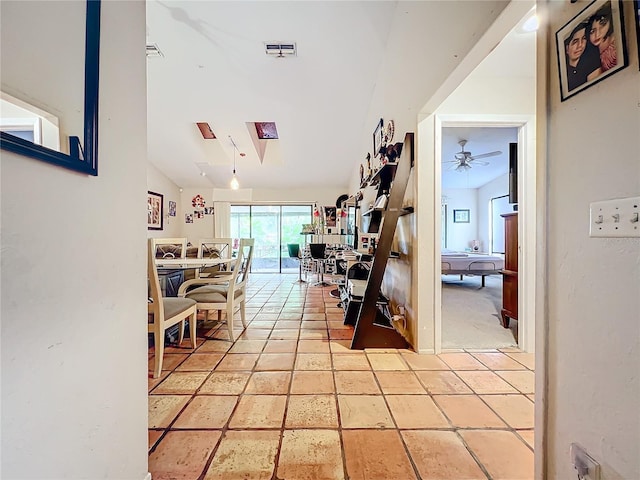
xmin=441 ymin=274 xmax=518 ymax=349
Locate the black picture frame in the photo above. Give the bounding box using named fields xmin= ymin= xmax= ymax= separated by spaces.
xmin=634 ymin=0 xmax=640 ymax=70
xmin=373 ymin=118 xmax=384 ymax=158
xmin=0 ymin=0 xmax=101 ymax=175
xmin=453 ymin=209 xmax=470 ymax=223
xmin=148 ymin=191 xmax=164 ymax=230
xmin=555 ymin=0 xmax=628 ymax=102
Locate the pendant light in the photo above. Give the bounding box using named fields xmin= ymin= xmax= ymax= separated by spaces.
xmin=230 ymin=148 xmax=239 ymax=190
xmin=229 ymin=135 xmax=241 ymax=190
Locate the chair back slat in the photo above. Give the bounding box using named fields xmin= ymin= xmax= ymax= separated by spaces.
xmin=198 ymin=238 xmax=233 ymax=260
xmin=152 ymin=237 xmax=187 ymax=259
xmin=234 ymin=238 xmax=254 ymax=289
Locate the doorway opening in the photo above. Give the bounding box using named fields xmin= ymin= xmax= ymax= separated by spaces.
xmin=440 ymin=126 xmax=519 ymax=350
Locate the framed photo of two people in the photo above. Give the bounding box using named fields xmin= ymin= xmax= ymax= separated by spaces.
xmin=556 ymin=0 xmax=628 ymax=101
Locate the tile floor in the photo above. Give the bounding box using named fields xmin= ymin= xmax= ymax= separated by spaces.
xmin=148 ymin=274 xmax=535 ymax=480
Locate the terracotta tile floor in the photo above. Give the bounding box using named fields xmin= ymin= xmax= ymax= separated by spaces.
xmin=149 ymin=274 xmax=534 ymax=480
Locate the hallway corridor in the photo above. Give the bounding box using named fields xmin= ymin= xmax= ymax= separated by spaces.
xmin=148 ymin=274 xmax=534 ymax=479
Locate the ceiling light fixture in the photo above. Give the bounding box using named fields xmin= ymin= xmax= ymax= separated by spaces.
xmin=228 ymin=136 xmax=245 ymax=190
xmin=517 ymin=8 xmax=538 ymax=34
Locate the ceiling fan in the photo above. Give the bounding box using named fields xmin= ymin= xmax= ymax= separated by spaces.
xmin=444 ymin=139 xmax=502 ymax=172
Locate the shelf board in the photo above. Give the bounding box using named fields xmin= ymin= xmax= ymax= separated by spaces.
xmin=399 ymin=206 xmax=414 ymax=216
xmin=362 ymin=207 xmax=384 ymax=217
xmin=369 ymin=162 xmax=398 ymax=186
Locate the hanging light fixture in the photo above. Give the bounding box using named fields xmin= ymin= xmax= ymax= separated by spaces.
xmin=230 ymin=148 xmax=239 ymax=190
xmin=229 ymin=135 xmax=242 ymax=190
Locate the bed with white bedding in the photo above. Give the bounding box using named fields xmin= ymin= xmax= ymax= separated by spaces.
xmin=441 ymin=251 xmax=504 ymax=287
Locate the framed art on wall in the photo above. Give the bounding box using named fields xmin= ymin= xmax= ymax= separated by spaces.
xmin=453 ymin=209 xmax=470 ymax=223
xmin=373 ymin=118 xmax=384 ymax=157
xmin=148 ymin=191 xmax=163 ymax=230
xmin=555 ymin=0 xmax=628 ymax=101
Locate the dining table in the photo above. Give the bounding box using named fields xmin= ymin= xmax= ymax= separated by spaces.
xmin=155 ymin=257 xmax=233 ymax=270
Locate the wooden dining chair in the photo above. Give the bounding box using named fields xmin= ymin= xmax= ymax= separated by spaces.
xmin=148 ymin=238 xmax=197 ymax=378
xmin=151 ymin=237 xmax=188 ymax=259
xmin=177 ymin=238 xmax=254 ymax=341
xmin=192 ymin=237 xmax=233 ymax=279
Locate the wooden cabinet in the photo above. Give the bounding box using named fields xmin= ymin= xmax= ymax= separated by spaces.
xmin=501 ymin=212 xmax=518 ymax=328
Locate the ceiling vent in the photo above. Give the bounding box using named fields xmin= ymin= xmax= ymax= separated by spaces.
xmin=264 ymin=42 xmax=296 ymax=57
xmin=146 ymin=43 xmax=164 ymax=58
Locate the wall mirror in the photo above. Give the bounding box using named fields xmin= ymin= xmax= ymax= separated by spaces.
xmin=0 ymin=0 xmax=101 ymax=176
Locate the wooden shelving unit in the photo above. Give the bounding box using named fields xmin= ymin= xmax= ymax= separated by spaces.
xmin=349 ymin=133 xmax=414 ymax=350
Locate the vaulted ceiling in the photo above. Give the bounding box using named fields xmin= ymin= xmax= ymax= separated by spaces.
xmin=146 ymin=1 xmax=517 ymax=191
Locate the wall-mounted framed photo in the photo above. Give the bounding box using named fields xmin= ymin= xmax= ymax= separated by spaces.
xmin=148 ymin=191 xmax=163 ymax=230
xmin=453 ymin=209 xmax=470 ymax=223
xmin=634 ymin=0 xmax=640 ymax=70
xmin=555 ymin=0 xmax=628 ymax=102
xmin=373 ymin=118 xmax=384 ymax=157
xmin=168 ymin=200 xmax=177 ymax=217
xmin=323 ymin=206 xmax=337 ymax=227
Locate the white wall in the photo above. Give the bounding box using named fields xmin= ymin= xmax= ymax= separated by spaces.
xmin=442 ymin=188 xmax=478 ymax=251
xmin=477 ymin=173 xmax=509 ymax=253
xmin=544 ymin=1 xmax=640 ymax=478
xmin=147 ymin=162 xmax=182 ymax=238
xmin=1 ymin=2 xmax=149 ymax=479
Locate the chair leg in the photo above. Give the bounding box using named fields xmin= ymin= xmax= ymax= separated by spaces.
xmin=239 ymin=300 xmax=247 ymax=328
xmin=226 ymin=303 xmax=235 ymax=342
xmin=188 ymin=309 xmax=197 ymax=349
xmin=153 ymin=328 xmax=164 ymax=379
xmin=177 ymin=320 xmax=185 ymax=345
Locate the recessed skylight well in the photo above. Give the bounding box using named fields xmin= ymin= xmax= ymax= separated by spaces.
xmin=196 ymin=122 xmax=216 ymax=139
xmin=255 ymin=122 xmax=278 ymax=140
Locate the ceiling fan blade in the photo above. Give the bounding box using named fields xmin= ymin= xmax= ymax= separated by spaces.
xmin=443 ymin=159 xmax=460 ymax=164
xmin=469 ymin=159 xmax=490 ymax=166
xmin=469 ymin=150 xmax=502 ymax=160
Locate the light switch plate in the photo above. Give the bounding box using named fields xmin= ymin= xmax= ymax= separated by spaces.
xmin=589 ymin=196 xmax=640 ymax=238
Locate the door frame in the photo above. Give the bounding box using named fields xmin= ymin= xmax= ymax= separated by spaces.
xmin=433 ymin=115 xmax=536 ymax=353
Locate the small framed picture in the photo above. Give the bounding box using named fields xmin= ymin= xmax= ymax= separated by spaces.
xmin=555 ymin=0 xmax=628 ymax=101
xmin=168 ymin=200 xmax=176 ymax=217
xmin=147 ymin=191 xmax=163 ymax=230
xmin=453 ymin=209 xmax=470 ymax=223
xmin=372 ymin=118 xmax=384 ymax=157
xmin=324 ymin=206 xmax=337 ymax=227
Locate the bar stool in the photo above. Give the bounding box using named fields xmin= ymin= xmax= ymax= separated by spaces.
xmin=309 ymin=243 xmax=331 ymax=287
xmin=287 ymin=243 xmax=306 ymax=283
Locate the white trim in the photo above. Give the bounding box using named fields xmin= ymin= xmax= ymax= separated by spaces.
xmin=143 ymin=473 xmax=152 ymax=480
xmin=0 ymin=117 xmax=42 ymax=144
xmin=432 ymin=114 xmax=537 ymax=354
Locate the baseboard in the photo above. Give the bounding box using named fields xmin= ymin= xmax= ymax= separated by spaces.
xmin=143 ymin=472 xmax=152 ymax=480
xmin=417 ymin=348 xmax=435 ymax=354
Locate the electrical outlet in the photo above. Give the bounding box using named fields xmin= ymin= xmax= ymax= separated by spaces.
xmin=570 ymin=443 xmax=600 ymax=480
xmin=589 ymin=196 xmax=640 ymax=238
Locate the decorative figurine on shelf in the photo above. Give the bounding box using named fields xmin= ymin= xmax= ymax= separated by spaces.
xmin=359 ymin=163 xmax=364 ymax=185
xmin=366 ymin=153 xmax=372 ymax=178
xmin=384 ymin=120 xmax=395 ymax=145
